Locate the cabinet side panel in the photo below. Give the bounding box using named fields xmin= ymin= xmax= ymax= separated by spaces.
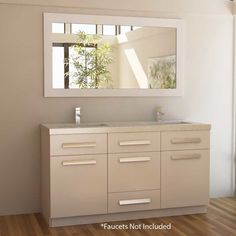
xmin=41 ymin=126 xmax=50 ymax=223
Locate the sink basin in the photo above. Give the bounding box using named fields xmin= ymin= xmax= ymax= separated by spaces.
xmin=77 ymin=123 xmax=109 ymax=128
xmin=75 ymin=121 xmax=191 ymax=127
xmin=56 ymin=120 xmax=191 ymax=128
xmin=102 ymin=120 xmax=191 ymax=127
xmin=43 ymin=120 xmax=192 ymax=130
xmin=155 ymin=120 xmax=191 ymax=125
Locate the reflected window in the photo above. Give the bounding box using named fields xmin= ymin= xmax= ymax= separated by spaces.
xmin=120 ymin=25 xmax=132 ymax=34
xmin=52 ymin=23 xmax=64 ymax=33
xmin=71 ymin=24 xmax=96 ymax=34
xmin=52 ymin=46 xmax=64 ymax=88
xmin=103 ymin=25 xmax=116 ymax=35
xmin=69 ymin=47 xmax=94 ymax=88
xmin=52 ymin=43 xmax=97 ymax=89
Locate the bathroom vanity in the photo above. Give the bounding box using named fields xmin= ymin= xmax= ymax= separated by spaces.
xmin=41 ymin=122 xmax=210 ymax=227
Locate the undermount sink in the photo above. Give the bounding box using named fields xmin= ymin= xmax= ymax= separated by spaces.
xmin=75 ymin=120 xmax=191 ymax=128
xmin=154 ymin=120 xmax=191 ymax=125
xmin=77 ymin=123 xmax=109 ymax=127
xmin=73 ymin=107 xmax=190 ymax=128
xmin=108 ymin=120 xmax=191 ymax=126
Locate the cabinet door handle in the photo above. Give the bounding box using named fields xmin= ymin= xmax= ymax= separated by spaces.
xmin=119 ymin=157 xmax=151 ymax=163
xmin=119 ymin=140 xmax=151 ymax=146
xmin=171 ymin=138 xmax=201 ymax=144
xmin=119 ymin=198 xmax=151 ymax=206
xmin=62 ymin=142 xmax=96 ymax=149
xmin=171 ymin=154 xmax=201 ymax=160
xmin=62 ymin=160 xmax=97 ymax=166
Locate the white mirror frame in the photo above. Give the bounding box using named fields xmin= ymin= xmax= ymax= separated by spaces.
xmin=44 ymin=13 xmax=184 ymax=97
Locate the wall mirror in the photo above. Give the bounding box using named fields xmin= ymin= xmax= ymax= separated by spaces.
xmin=44 ymin=13 xmax=184 ymax=97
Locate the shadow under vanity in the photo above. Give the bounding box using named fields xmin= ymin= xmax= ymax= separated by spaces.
xmin=41 ymin=122 xmax=210 ymax=227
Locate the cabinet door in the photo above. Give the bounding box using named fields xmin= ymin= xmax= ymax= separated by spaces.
xmin=161 ymin=150 xmax=209 ymax=209
xmin=51 ymin=154 xmax=107 ymax=218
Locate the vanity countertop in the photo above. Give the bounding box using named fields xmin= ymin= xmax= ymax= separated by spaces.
xmin=41 ymin=121 xmax=211 ymax=135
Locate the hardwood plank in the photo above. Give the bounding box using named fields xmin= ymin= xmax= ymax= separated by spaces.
xmin=181 ymin=215 xmax=211 ymax=236
xmin=208 ymin=202 xmax=236 ymax=221
xmin=34 ymin=213 xmax=51 ymax=236
xmin=0 ymin=216 xmax=10 ymax=236
xmin=210 ymin=201 xmax=236 ymax=216
xmin=160 ymin=217 xmax=186 ymax=236
xmin=140 ymin=219 xmax=166 ymax=236
xmin=0 ymin=198 xmax=236 ymax=236
xmin=214 ymin=198 xmax=236 ymax=210
xmin=5 ymin=215 xmax=22 ymax=236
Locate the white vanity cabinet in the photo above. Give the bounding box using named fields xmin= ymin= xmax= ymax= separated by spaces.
xmin=41 ymin=123 xmax=210 ymax=227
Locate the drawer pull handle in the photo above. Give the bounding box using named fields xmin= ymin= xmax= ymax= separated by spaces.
xmin=119 ymin=140 xmax=151 ymax=146
xmin=119 ymin=157 xmax=151 ymax=163
xmin=119 ymin=198 xmax=151 ymax=206
xmin=62 ymin=160 xmax=97 ymax=166
xmin=171 ymin=154 xmax=201 ymax=160
xmin=171 ymin=138 xmax=201 ymax=144
xmin=62 ymin=142 xmax=96 ymax=149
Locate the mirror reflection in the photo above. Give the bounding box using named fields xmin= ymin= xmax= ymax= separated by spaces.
xmin=52 ymin=22 xmax=176 ymax=89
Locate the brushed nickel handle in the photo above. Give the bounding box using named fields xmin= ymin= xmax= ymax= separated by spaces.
xmin=62 ymin=142 xmax=96 ymax=149
xmin=171 ymin=154 xmax=201 ymax=160
xmin=119 ymin=140 xmax=151 ymax=146
xmin=119 ymin=198 xmax=151 ymax=206
xmin=119 ymin=157 xmax=151 ymax=163
xmin=171 ymin=138 xmax=201 ymax=144
xmin=62 ymin=160 xmax=97 ymax=166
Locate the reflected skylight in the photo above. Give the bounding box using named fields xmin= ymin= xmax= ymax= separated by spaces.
xmin=124 ymin=48 xmax=149 ymax=88
xmin=72 ymin=24 xmax=96 ymax=34
xmin=103 ymin=25 xmax=116 ymax=35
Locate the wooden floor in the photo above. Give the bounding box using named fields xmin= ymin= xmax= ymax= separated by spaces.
xmin=0 ymin=198 xmax=236 ymax=236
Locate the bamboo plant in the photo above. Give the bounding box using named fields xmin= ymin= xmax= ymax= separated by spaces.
xmin=66 ymin=31 xmax=113 ymax=89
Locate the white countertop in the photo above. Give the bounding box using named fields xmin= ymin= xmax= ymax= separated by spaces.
xmin=41 ymin=121 xmax=211 ymax=135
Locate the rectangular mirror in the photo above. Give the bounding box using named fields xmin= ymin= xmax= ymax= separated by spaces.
xmin=44 ymin=13 xmax=184 ymax=97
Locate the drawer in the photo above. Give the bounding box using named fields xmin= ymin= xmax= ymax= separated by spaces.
xmin=51 ymin=154 xmax=107 ymax=218
xmin=50 ymin=133 xmax=107 ymax=156
xmin=108 ymin=152 xmax=160 ymax=193
xmin=161 ymin=131 xmax=210 ymax=151
xmin=108 ymin=132 xmax=160 ymax=153
xmin=108 ymin=190 xmax=160 ymax=213
xmin=161 ymin=150 xmax=209 ymax=208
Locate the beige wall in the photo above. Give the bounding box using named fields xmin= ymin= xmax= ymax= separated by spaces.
xmin=0 ymin=0 xmax=234 ymax=215
xmin=233 ymin=2 xmax=236 ymax=15
xmin=0 ymin=0 xmax=232 ymax=15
